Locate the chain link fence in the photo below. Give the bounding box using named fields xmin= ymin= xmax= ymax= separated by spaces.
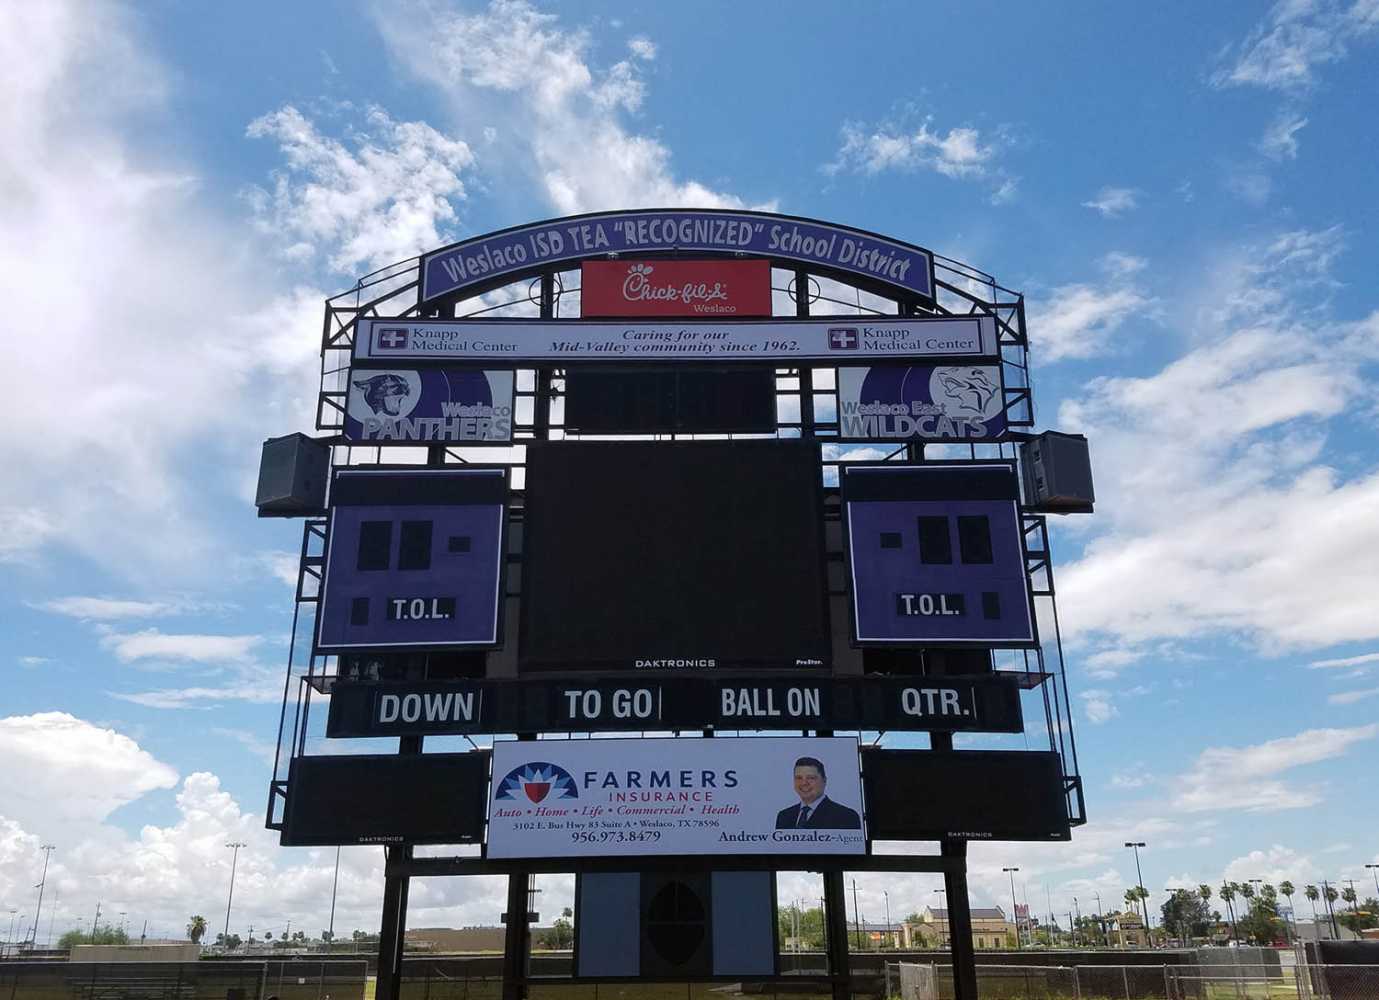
xmin=883 ymin=959 xmax=1379 ymax=1000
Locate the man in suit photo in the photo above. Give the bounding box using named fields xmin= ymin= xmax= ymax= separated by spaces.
xmin=775 ymin=756 xmax=862 ymax=830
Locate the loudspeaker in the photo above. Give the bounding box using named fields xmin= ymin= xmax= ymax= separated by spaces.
xmin=255 ymin=433 xmax=330 ymax=517
xmin=1019 ymin=431 xmax=1095 ymax=514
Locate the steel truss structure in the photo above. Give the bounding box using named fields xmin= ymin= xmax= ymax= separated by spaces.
xmin=262 ymin=211 xmax=1086 ymax=1000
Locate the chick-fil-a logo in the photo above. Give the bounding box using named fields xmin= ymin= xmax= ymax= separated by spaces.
xmin=622 ymin=263 xmax=730 ymax=310
xmin=582 ymin=259 xmax=772 ymax=317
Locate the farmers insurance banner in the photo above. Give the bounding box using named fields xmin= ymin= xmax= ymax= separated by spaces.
xmin=344 ymin=368 xmax=514 ymax=443
xmin=354 ymin=316 xmax=997 ymax=363
xmin=486 ymin=737 xmax=866 ymax=858
xmin=581 ymin=259 xmax=772 ymax=317
xmin=837 ymin=364 xmax=1008 ymax=441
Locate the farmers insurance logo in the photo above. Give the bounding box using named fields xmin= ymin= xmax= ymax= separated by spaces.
xmin=495 ymin=762 xmax=579 ymax=804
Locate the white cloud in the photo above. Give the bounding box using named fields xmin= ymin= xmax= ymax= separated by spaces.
xmin=1100 ymin=252 xmax=1148 ymax=277
xmin=1220 ymin=845 xmax=1319 ymax=888
xmin=1328 ymin=687 xmax=1379 ymax=705
xmin=1259 ymin=112 xmax=1309 ymax=159
xmin=1082 ymin=186 xmax=1140 ymax=218
xmin=0 ymin=1 xmax=323 ymax=581
xmin=35 ymin=596 xmax=179 ymax=620
xmin=1172 ymin=725 xmax=1378 ymax=813
xmin=1027 ymin=283 xmax=1153 ymax=362
xmin=829 ymin=121 xmax=999 ymax=179
xmin=1055 ymin=228 xmax=1379 ymax=654
xmin=17 ymin=656 xmax=50 ymax=668
xmin=101 ymin=629 xmax=263 ymax=664
xmin=1308 ymin=651 xmax=1379 ymax=669
xmin=375 ymin=0 xmax=756 ymax=215
xmin=627 ymin=36 xmax=657 ymax=60
xmin=110 ymin=662 xmax=283 ymax=709
xmin=1227 ymin=170 xmax=1273 ymax=205
xmin=1081 ymin=689 xmax=1119 ymax=724
xmin=0 ymin=713 xmax=179 ymax=832
xmin=246 ymin=104 xmax=475 ymax=275
xmin=1213 ymin=0 xmax=1379 ymax=93
xmin=257 ymin=550 xmax=302 ymax=587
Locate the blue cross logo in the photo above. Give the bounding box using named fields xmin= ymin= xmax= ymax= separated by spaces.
xmin=828 ymin=327 xmax=860 ymax=350
xmin=378 ymin=327 xmax=409 ymax=350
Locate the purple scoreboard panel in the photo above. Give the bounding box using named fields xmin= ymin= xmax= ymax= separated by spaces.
xmin=316 ymin=468 xmax=508 ymax=652
xmin=843 ymin=463 xmax=1037 ymax=647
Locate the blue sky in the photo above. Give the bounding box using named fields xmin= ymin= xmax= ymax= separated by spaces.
xmin=3 ymin=0 xmax=1378 ymax=943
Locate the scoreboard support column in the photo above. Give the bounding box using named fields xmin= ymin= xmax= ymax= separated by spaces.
xmin=823 ymin=870 xmax=852 ymax=1000
xmin=933 ymin=729 xmax=978 ymax=1000
xmin=376 ymin=843 xmax=412 ymax=1000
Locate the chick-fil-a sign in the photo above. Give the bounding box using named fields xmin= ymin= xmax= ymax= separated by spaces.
xmin=581 ymin=259 xmax=772 ymax=318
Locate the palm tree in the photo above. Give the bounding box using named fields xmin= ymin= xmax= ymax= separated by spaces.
xmin=186 ymin=915 xmax=207 ymax=945
xmin=1198 ymin=885 xmax=1213 ymax=937
xmin=1342 ymin=886 xmax=1358 ymax=911
xmin=1279 ymin=881 xmax=1296 ymax=942
xmin=1220 ymin=883 xmax=1238 ymax=940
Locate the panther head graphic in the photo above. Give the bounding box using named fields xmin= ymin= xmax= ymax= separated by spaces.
xmin=353 ymin=373 xmax=412 ymax=416
xmin=936 ymin=368 xmax=999 ymax=415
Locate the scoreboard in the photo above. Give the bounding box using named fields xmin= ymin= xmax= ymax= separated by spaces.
xmin=316 ymin=468 xmax=508 ymax=651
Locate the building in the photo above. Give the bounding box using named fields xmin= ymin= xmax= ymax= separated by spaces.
xmin=856 ymin=921 xmax=905 ymax=949
xmin=1105 ymin=910 xmax=1148 ymax=947
xmin=903 ymin=907 xmax=1016 ymax=950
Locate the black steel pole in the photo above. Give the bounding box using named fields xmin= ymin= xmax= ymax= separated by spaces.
xmin=375 ymin=845 xmax=408 ymax=1000
xmin=942 ymin=839 xmax=978 ymax=1000
xmin=824 ymin=871 xmax=851 ymax=1000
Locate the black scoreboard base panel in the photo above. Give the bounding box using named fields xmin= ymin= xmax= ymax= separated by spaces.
xmin=277 ymin=747 xmax=1069 ymax=847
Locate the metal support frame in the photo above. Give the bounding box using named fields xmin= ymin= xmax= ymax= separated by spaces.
xmin=267 ymin=214 xmax=1088 ymax=1000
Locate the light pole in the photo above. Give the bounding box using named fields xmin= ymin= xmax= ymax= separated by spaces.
xmin=1073 ymin=897 xmax=1082 ymax=948
xmin=1003 ymin=867 xmax=1021 ymax=948
xmin=5 ymin=909 xmax=16 ymax=959
xmin=933 ymin=888 xmax=947 ymax=947
xmin=1125 ymin=842 xmax=1151 ymax=945
xmin=883 ymin=890 xmax=891 ymax=950
xmin=1366 ymin=864 xmax=1379 ymax=904
xmin=224 ymin=842 xmax=247 ymax=943
xmin=1094 ymin=891 xmax=1104 ymax=948
xmin=29 ymin=844 xmax=55 ymax=948
xmin=328 ymin=845 xmax=341 ymax=950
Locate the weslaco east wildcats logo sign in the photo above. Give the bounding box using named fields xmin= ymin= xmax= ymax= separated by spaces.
xmin=837 ymin=365 xmax=1007 ymax=441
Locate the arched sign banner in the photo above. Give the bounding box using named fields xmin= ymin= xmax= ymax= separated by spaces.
xmin=420 ymin=210 xmax=935 ymax=302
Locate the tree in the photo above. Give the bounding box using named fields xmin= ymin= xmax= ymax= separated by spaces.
xmin=1219 ymin=883 xmax=1238 ymax=940
xmin=777 ymin=903 xmax=827 ymax=950
xmin=1338 ymin=898 xmax=1379 ymax=936
xmin=1237 ymin=896 xmax=1285 ymax=946
xmin=1279 ymin=882 xmax=1296 ymax=941
xmin=186 ymin=916 xmax=207 ymax=945
xmin=1161 ymin=889 xmax=1212 ymax=945
xmin=59 ymin=925 xmax=130 ymax=949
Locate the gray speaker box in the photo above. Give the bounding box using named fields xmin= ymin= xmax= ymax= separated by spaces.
xmin=1019 ymin=431 xmax=1095 ymax=514
xmin=255 ymin=433 xmax=330 ymax=517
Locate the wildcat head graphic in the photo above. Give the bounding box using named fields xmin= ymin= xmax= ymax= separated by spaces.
xmin=935 ymin=367 xmax=999 ymax=416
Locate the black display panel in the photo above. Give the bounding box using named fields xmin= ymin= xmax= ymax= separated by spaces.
xmin=280 ymin=753 xmax=489 ymax=846
xmin=520 ymin=440 xmax=830 ymax=672
xmin=862 ymin=750 xmax=1070 ymax=841
xmin=563 ymin=367 xmax=777 ymax=434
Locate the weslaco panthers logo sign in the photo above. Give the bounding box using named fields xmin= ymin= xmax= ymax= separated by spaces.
xmin=353 ymin=372 xmax=412 ymax=416
xmin=495 ymin=762 xmax=579 ymax=804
